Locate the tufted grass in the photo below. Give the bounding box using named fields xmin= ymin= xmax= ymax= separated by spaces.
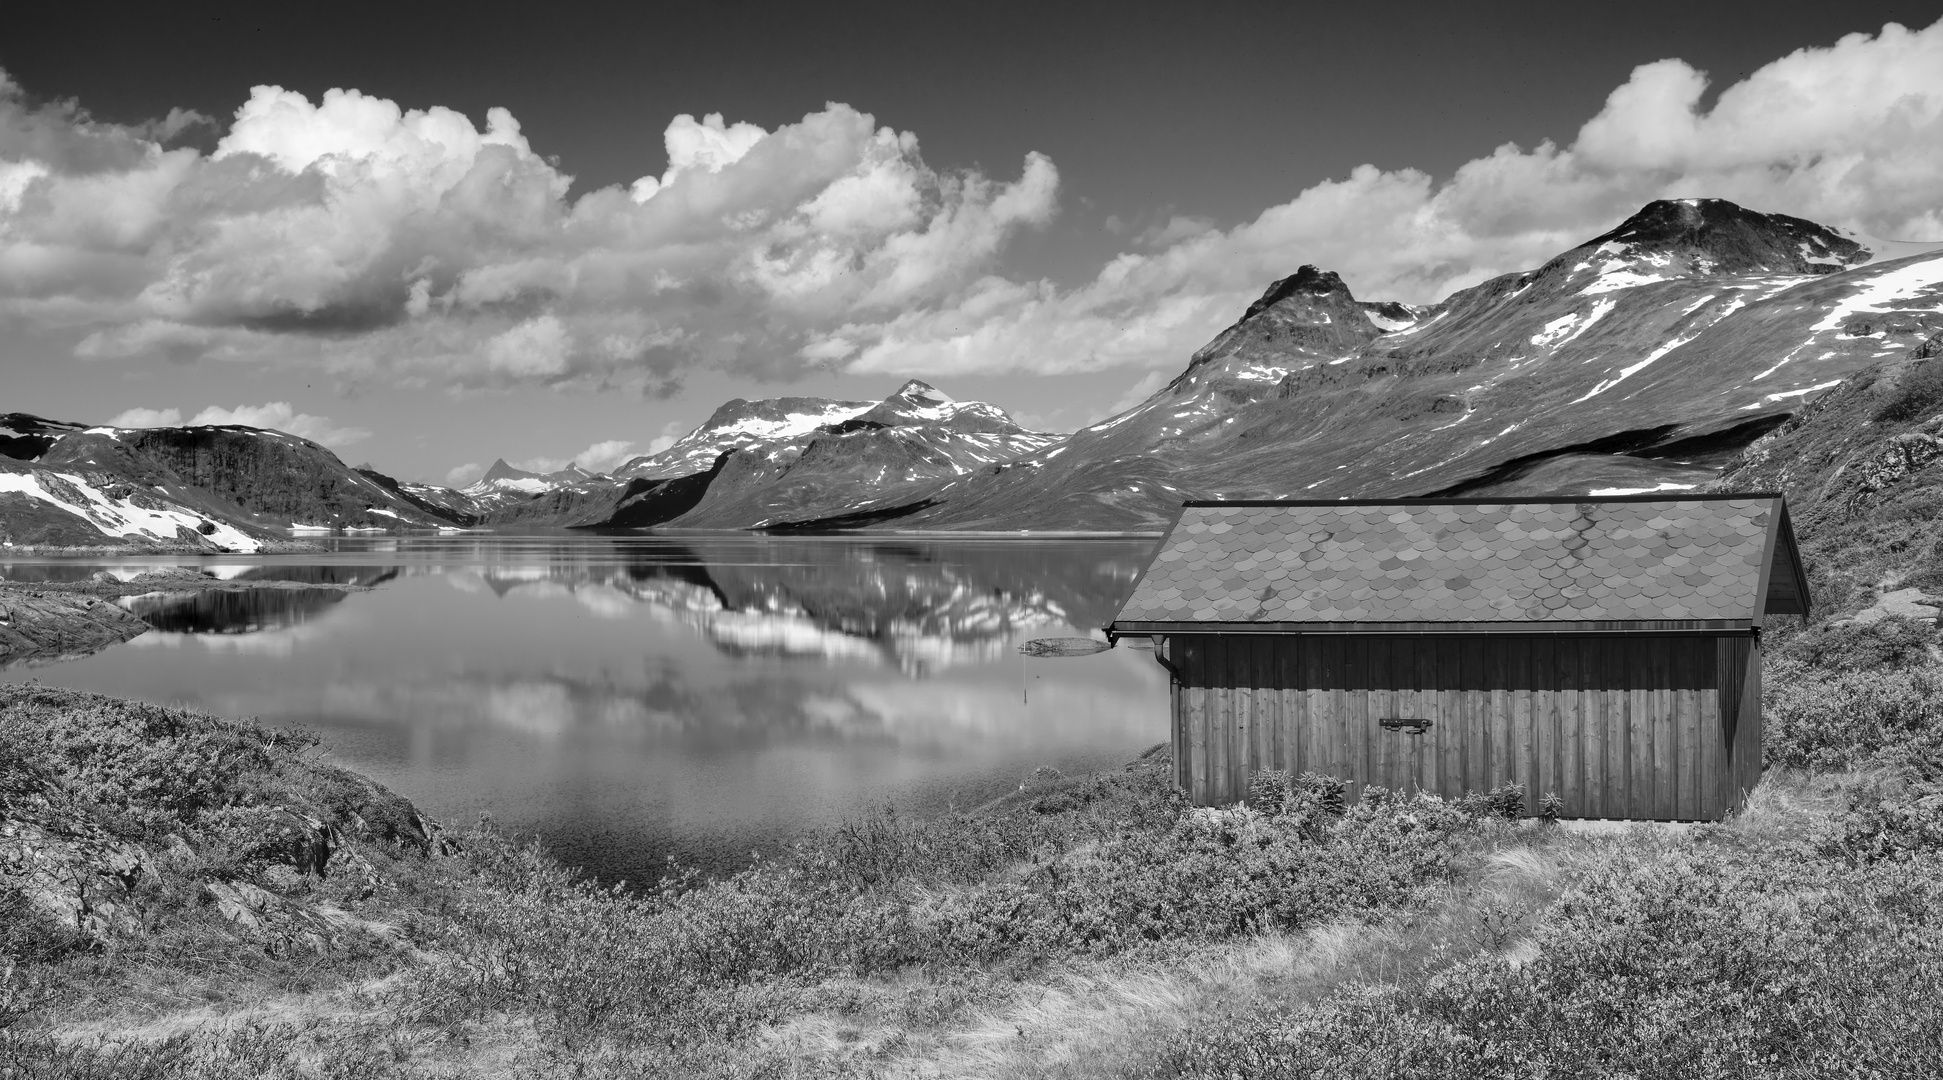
xmin=6 ymin=632 xmax=1943 ymax=1077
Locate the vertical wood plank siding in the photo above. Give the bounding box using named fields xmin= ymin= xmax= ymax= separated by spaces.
xmin=1165 ymin=632 xmax=1757 ymax=821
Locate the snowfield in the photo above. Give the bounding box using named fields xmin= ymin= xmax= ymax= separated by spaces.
xmin=0 ymin=469 xmax=262 ymax=551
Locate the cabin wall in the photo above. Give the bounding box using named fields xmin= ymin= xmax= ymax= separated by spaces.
xmin=1164 ymin=632 xmax=1757 ymax=821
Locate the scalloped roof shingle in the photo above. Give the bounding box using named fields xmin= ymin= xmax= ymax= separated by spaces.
xmin=1112 ymin=498 xmax=1788 ymax=626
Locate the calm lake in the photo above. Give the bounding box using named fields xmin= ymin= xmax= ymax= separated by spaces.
xmin=1 ymin=535 xmax=1168 ymax=883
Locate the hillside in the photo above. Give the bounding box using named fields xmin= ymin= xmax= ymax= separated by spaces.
xmin=407 ymin=380 xmax=1062 ymax=530
xmin=0 ymin=415 xmax=466 ymax=548
xmin=616 ymin=395 xmax=879 ymax=480
xmin=1712 ymin=328 xmax=1943 ymax=620
xmin=8 ymin=199 xmax=1942 ymax=544
xmin=771 ymin=199 xmax=1943 ymax=530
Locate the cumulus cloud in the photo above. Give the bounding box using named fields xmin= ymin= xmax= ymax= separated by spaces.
xmin=105 ymin=406 xmax=183 ymax=427
xmin=1100 ymin=370 xmax=1172 ymax=419
xmin=4 ymin=18 xmax=1941 ymax=389
xmin=512 ymin=438 xmax=639 ymax=476
xmin=825 ymin=18 xmax=1943 ymax=377
xmin=0 ymin=72 xmax=1056 ymax=389
xmin=188 ymin=402 xmax=371 ymax=447
xmin=444 ymin=462 xmax=483 ymax=487
xmin=643 ymin=419 xmax=690 ymax=456
xmin=569 ymin=439 xmax=638 ymax=474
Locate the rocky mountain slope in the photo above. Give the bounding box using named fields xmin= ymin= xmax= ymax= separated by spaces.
xmin=8 ymin=199 xmax=1940 ymax=543
xmin=0 ymin=415 xmax=464 ymax=548
xmin=617 ymin=396 xmax=878 ymax=480
xmin=409 ymin=380 xmax=1060 ymax=530
xmin=1712 ymin=328 xmax=1943 ymax=621
xmin=769 ymin=199 xmax=1943 ymax=531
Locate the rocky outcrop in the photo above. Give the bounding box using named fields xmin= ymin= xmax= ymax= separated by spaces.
xmin=1 ymin=805 xmax=154 ymax=938
xmin=1 ymin=685 xmax=456 ymax=957
xmin=0 ymin=587 xmax=150 ymax=666
xmin=1851 ymin=428 xmax=1943 ymax=499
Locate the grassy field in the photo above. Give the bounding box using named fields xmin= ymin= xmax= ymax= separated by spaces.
xmin=4 ymin=611 xmax=1943 ymax=1078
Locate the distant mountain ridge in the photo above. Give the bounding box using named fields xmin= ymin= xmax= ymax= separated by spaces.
xmin=764 ymin=198 xmax=1943 ymax=530
xmin=617 ymin=396 xmax=877 ymax=480
xmin=6 ymin=198 xmax=1942 ymax=547
xmin=480 ymin=459 xmax=593 ymax=487
xmin=0 ymin=415 xmax=460 ymax=550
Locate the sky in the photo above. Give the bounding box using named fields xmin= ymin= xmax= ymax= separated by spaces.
xmin=3 ymin=1 xmax=1942 ymax=484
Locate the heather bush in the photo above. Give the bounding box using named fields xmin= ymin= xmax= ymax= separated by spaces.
xmin=0 ymin=1021 xmax=403 ymax=1079
xmin=1763 ymin=657 xmax=1943 ymax=771
xmin=1815 ymin=774 xmax=1943 ymax=864
xmin=1769 ymin=613 xmax=1938 ymax=673
xmin=1157 ymin=845 xmax=1943 ymax=1078
xmin=420 ymin=775 xmax=1491 ymax=1046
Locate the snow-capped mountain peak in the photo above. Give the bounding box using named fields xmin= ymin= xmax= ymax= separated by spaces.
xmin=892 ymin=379 xmax=955 ymax=406
xmin=1550 ymin=199 xmax=1872 ymax=297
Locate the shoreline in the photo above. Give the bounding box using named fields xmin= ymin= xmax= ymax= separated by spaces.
xmin=0 ymin=537 xmax=324 ymax=557
xmin=0 ymin=569 xmax=377 ymax=667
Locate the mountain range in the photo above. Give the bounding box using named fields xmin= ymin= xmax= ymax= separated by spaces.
xmin=4 ymin=198 xmax=1941 ymax=550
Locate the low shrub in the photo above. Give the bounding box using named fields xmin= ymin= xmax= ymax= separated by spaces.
xmin=1770 ymin=614 xmax=1939 ymax=673
xmin=1763 ymin=657 xmax=1943 ymax=771
xmin=1873 ymin=356 xmax=1943 ymax=423
xmin=1155 ymin=845 xmax=1943 ymax=1078
xmin=420 ymin=779 xmax=1493 ymax=1046
xmin=1815 ymin=775 xmax=1943 ymax=864
xmin=0 ymin=1021 xmax=402 ymax=1079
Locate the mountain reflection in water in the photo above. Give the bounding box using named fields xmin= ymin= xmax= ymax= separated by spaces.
xmin=2 ymin=535 xmax=1169 ymax=883
xmin=116 ymin=568 xmax=402 ymax=635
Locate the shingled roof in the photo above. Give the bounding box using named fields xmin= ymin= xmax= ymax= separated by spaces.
xmin=1110 ymin=495 xmax=1808 ymax=633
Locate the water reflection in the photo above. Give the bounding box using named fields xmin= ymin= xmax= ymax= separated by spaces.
xmin=89 ymin=538 xmax=1152 ymax=674
xmin=115 ymin=568 xmax=402 ymax=635
xmin=2 ymin=536 xmax=1169 ymax=882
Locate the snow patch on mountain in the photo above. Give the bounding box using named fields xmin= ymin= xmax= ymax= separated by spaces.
xmin=1578 ymin=253 xmax=1675 ymax=295
xmin=0 ymin=469 xmax=261 ymax=551
xmin=1810 ymin=256 xmax=1943 ymax=336
xmin=707 ymin=403 xmax=875 ymax=441
xmin=1572 ymin=329 xmax=1704 ymax=403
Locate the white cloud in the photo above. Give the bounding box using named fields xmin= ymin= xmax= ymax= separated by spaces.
xmin=0 ymin=75 xmax=1056 ymax=389
xmin=105 ymin=406 xmax=183 ymax=427
xmin=444 ymin=462 xmax=483 ymax=487
xmin=5 ymin=18 xmax=1941 ymax=389
xmin=643 ymin=419 xmax=690 ymax=456
xmin=571 ymin=439 xmax=637 ymax=474
xmin=485 ymin=314 xmax=572 ymax=379
xmin=512 ymin=438 xmax=638 ymax=476
xmin=826 ymin=18 xmax=1943 ymax=377
xmin=1099 ymin=370 xmax=1171 ymax=420
xmin=187 ymin=402 xmax=371 ymax=447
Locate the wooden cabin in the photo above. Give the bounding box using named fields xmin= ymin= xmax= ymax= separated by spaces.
xmin=1107 ymin=496 xmax=1809 ymax=821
